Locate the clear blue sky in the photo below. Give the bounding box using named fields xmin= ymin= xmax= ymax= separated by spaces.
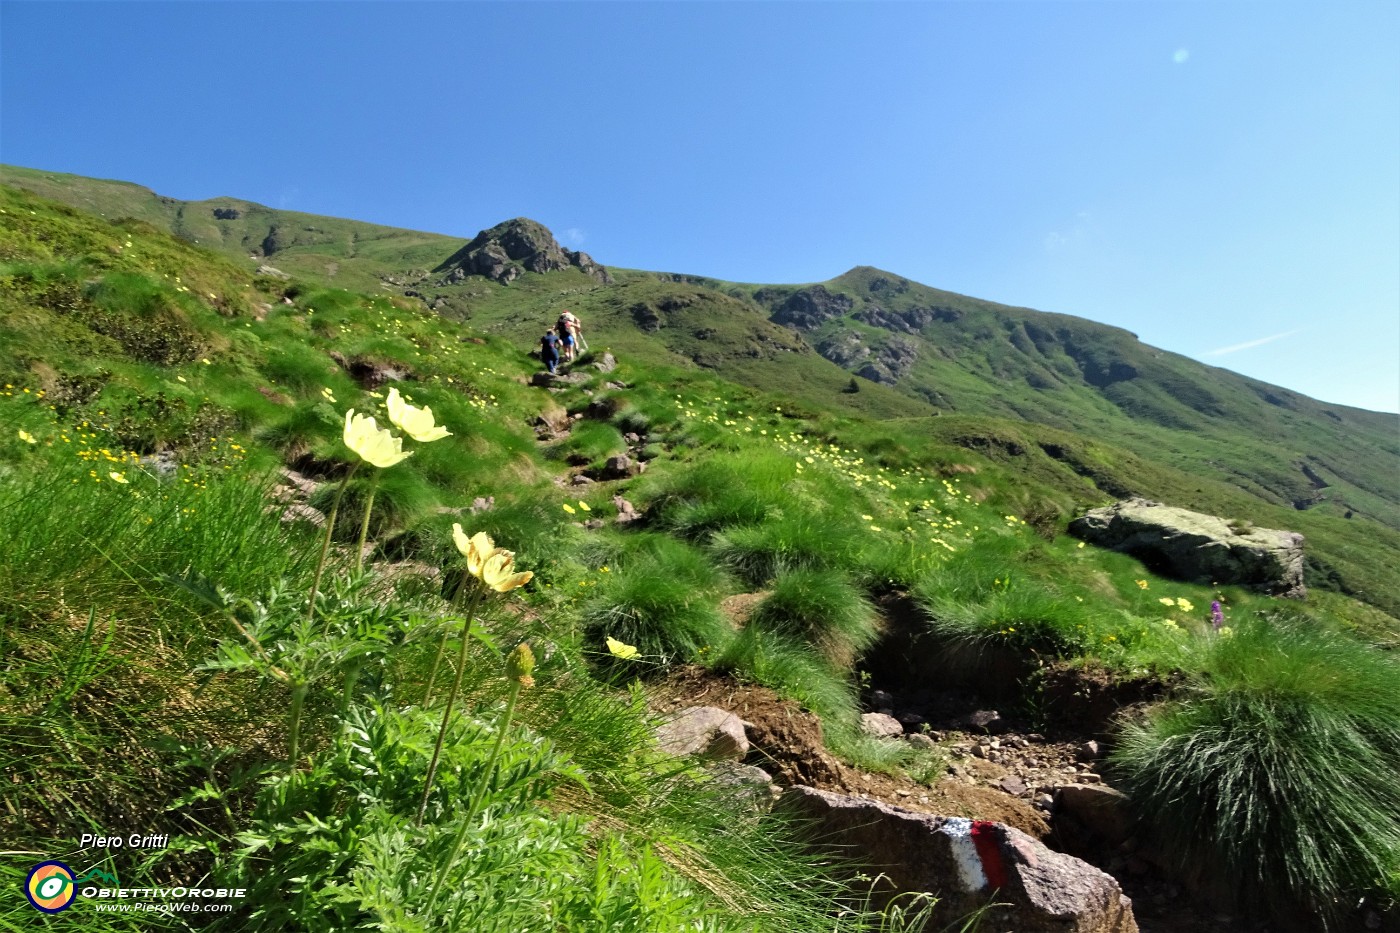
xmin=3 ymin=1 xmax=1397 ymax=412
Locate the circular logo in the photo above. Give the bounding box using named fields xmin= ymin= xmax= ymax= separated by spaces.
xmin=25 ymin=861 xmax=77 ymax=913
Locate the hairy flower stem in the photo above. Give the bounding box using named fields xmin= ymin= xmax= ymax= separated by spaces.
xmin=307 ymin=462 xmax=360 ymax=625
xmin=416 ymin=585 xmax=485 ymax=826
xmin=422 ymin=573 xmax=474 ymax=708
xmin=426 ymin=678 xmax=522 ymax=917
xmin=287 ymin=682 xmax=309 ymax=768
xmin=353 ymin=477 xmax=378 ymax=572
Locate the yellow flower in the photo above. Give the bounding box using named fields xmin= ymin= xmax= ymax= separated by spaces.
xmin=451 ymin=524 xmax=497 ymax=578
xmin=861 ymin=514 xmax=873 ymax=521
xmin=1159 ymin=597 xmax=1176 ymax=607
xmin=578 ymin=500 xmax=591 ymax=512
xmin=343 ymin=410 xmax=412 ymax=468
xmin=1176 ymin=598 xmax=1194 ymax=613
xmin=562 ymin=503 xmax=576 ymax=514
xmin=606 ymin=636 xmax=639 ymax=660
xmin=109 ymin=472 xmax=129 ymax=484
xmin=321 ymin=387 xmax=337 ymax=403
xmin=1077 ymin=541 xmax=1086 ymax=549
xmin=17 ymin=429 xmax=36 ymax=444
xmin=1136 ymin=580 xmax=1149 ymax=590
xmin=482 ymin=549 xmax=532 ymax=593
xmin=386 ymin=387 xmax=450 ymax=442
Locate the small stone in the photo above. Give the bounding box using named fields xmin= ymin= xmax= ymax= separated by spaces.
xmin=1078 ymin=740 xmax=1101 ymax=762
xmin=1034 ymin=794 xmax=1054 ymax=810
xmin=1078 ymin=773 xmax=1104 ymax=785
xmin=860 ymin=712 xmax=903 ymax=738
xmin=907 ymin=733 xmax=936 ymax=749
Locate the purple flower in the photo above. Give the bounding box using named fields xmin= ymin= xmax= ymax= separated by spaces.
xmin=1211 ymin=600 xmax=1225 ymax=631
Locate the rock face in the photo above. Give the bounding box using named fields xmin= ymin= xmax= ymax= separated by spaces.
xmin=1069 ymin=498 xmax=1306 ymax=597
xmin=785 ymin=786 xmax=1138 ymax=933
xmin=770 ymin=285 xmax=855 ymax=330
xmin=434 ymin=218 xmax=611 ymax=286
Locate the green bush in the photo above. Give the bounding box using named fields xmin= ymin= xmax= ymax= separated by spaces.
xmin=710 ymin=511 xmax=864 ymax=586
xmin=750 ymin=568 xmax=879 ymax=665
xmin=1110 ymin=616 xmax=1400 ymax=926
xmin=579 ymin=538 xmax=731 ymax=672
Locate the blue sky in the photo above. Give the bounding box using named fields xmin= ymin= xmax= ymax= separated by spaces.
xmin=3 ymin=1 xmax=1397 ymax=412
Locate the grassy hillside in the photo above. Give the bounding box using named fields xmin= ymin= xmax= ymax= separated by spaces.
xmin=3 ymin=162 xmax=1397 ymax=622
xmin=2 ymin=181 xmax=1397 ymax=931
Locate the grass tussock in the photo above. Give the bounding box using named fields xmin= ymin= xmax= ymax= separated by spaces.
xmin=1111 ymin=615 xmax=1400 ymax=925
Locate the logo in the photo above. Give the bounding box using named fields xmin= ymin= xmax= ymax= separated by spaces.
xmin=25 ymin=861 xmax=77 ymax=913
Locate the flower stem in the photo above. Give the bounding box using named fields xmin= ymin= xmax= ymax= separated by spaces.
xmin=426 ymin=678 xmax=522 ymax=917
xmin=423 ymin=568 xmax=474 ymax=708
xmin=307 ymin=462 xmax=359 ymax=624
xmin=287 ymin=682 xmax=309 ymax=768
xmin=416 ymin=585 xmax=485 ymax=826
xmin=354 ymin=475 xmax=378 ymax=572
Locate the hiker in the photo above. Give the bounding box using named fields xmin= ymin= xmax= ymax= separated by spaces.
xmin=558 ymin=322 xmax=577 ymax=363
xmin=540 ymin=329 xmax=560 ymax=375
xmin=557 ymin=309 xmax=583 ymax=359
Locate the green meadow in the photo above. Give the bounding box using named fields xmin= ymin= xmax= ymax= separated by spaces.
xmin=2 ymin=181 xmax=1397 ymax=930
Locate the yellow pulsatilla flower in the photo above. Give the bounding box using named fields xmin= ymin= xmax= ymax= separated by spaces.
xmin=109 ymin=472 xmax=129 ymax=484
xmin=386 ymin=387 xmax=451 ymax=442
xmin=481 ymin=549 xmax=532 ymax=593
xmin=451 ymin=524 xmax=497 ymax=578
xmin=606 ymin=637 xmax=639 ymax=660
xmin=17 ymin=429 xmax=36 ymax=444
xmin=1135 ymin=580 xmax=1149 ymax=590
xmin=343 ymin=410 xmax=412 ymax=468
xmin=1159 ymin=597 xmax=1176 ymax=607
xmin=1176 ymin=598 xmax=1194 ymax=613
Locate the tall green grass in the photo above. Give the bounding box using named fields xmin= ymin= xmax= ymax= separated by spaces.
xmin=1111 ymin=615 xmax=1400 ymax=925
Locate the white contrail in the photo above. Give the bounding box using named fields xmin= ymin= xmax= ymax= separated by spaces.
xmin=1205 ymin=328 xmax=1304 ymax=357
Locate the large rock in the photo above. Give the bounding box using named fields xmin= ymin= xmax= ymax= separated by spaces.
xmin=654 ymin=706 xmax=749 ymax=760
xmin=1069 ymin=498 xmax=1305 ymax=597
xmin=784 ymin=786 xmax=1138 ymax=933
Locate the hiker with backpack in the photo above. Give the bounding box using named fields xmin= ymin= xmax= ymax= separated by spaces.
xmin=557 ymin=309 xmax=584 ymax=360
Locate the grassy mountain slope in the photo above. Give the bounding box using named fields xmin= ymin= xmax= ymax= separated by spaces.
xmin=4 ymin=163 xmax=1396 ymax=619
xmin=2 ymin=179 xmax=1397 ymax=931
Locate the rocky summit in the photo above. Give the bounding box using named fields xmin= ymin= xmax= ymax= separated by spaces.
xmin=434 ymin=217 xmax=611 ymax=286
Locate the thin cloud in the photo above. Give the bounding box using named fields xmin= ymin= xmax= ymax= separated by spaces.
xmin=564 ymin=227 xmax=586 ymax=246
xmin=1173 ymin=48 xmax=1190 ymax=64
xmin=1205 ymin=328 xmax=1303 ymax=357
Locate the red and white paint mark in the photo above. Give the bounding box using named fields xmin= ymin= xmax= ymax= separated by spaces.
xmin=939 ymin=817 xmax=1010 ymax=891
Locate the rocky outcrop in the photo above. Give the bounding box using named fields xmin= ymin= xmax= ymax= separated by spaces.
xmin=770 ymin=285 xmax=854 ymax=330
xmin=434 ymin=218 xmax=611 ymax=286
xmin=1069 ymin=498 xmax=1306 ymax=597
xmin=853 ymin=304 xmax=963 ymax=334
xmin=785 ymin=786 xmax=1138 ymax=933
xmin=856 ymin=335 xmax=919 ymax=385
